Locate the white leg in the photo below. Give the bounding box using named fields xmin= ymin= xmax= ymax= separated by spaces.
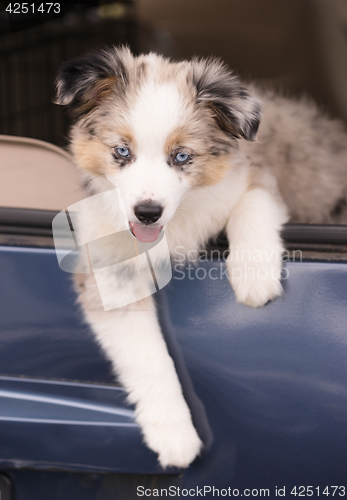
xmin=226 ymin=187 xmax=288 ymax=308
xmin=79 ymin=275 xmax=202 ymax=468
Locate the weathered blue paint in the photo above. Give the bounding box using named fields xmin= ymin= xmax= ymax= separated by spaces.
xmin=1 ymin=246 xmax=347 ymax=498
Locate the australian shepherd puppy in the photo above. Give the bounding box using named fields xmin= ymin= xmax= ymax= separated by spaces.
xmin=55 ymin=47 xmax=347 ymax=468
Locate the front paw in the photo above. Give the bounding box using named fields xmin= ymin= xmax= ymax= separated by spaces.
xmin=228 ymin=261 xmax=283 ymax=308
xmin=143 ymin=419 xmax=203 ymax=469
xmin=137 ymin=397 xmax=203 ymax=468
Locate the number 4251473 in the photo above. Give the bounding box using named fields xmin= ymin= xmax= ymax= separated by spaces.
xmin=291 ymin=486 xmax=346 ymax=496
xmin=5 ymin=3 xmax=61 ymax=14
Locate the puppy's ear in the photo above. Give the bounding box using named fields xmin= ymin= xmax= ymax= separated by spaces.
xmin=55 ymin=47 xmax=130 ymax=117
xmin=192 ymin=58 xmax=261 ymax=141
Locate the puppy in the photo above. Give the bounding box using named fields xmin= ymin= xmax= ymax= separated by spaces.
xmin=55 ymin=47 xmax=347 ymax=468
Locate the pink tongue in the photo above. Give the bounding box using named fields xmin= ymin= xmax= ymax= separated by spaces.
xmin=131 ymin=223 xmax=161 ymax=242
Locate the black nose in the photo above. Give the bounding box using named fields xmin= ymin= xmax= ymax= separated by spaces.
xmin=134 ymin=201 xmax=163 ymax=225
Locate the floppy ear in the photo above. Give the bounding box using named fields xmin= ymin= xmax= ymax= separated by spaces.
xmin=55 ymin=47 xmax=130 ymax=117
xmin=192 ymin=58 xmax=262 ymax=141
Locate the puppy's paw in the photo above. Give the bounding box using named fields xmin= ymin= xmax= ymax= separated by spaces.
xmin=233 ymin=272 xmax=282 ymax=308
xmin=228 ymin=261 xmax=283 ymax=308
xmin=145 ymin=420 xmax=202 ymax=468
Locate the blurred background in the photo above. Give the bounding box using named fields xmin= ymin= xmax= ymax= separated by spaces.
xmin=1 ymin=0 xmax=347 ymax=147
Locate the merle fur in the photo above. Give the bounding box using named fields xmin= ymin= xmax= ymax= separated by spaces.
xmin=55 ymin=48 xmax=128 ymax=118
xmin=191 ymin=58 xmax=261 ymax=141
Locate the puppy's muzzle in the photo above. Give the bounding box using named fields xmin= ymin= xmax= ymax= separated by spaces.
xmin=134 ymin=201 xmax=163 ymax=225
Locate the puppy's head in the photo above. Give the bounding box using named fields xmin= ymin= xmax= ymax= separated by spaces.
xmin=56 ymin=47 xmax=261 ymax=241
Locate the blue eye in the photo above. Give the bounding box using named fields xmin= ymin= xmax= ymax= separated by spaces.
xmin=116 ymin=146 xmax=130 ymax=158
xmin=174 ymin=152 xmax=189 ymax=163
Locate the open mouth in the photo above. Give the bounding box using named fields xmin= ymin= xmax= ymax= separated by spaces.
xmin=129 ymin=222 xmax=162 ymax=243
